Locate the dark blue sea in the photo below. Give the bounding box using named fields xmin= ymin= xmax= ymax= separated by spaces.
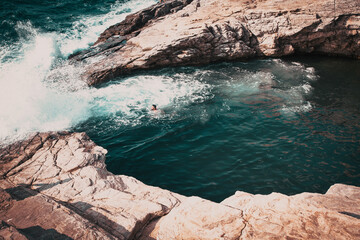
xmin=1 ymin=0 xmax=359 ymax=202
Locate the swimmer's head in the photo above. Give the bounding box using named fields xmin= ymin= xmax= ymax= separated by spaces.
xmin=151 ymin=104 xmax=157 ymax=110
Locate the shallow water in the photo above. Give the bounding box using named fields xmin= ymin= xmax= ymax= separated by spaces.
xmin=1 ymin=0 xmax=359 ymax=202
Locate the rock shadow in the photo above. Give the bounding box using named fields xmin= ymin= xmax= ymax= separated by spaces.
xmin=339 ymin=211 xmax=360 ymax=220
xmin=4 ymin=179 xmax=72 ymax=201
xmin=18 ymin=225 xmax=73 ymax=240
xmin=61 ymin=201 xmax=130 ymax=239
xmin=32 ymin=178 xmax=72 ymax=192
xmin=4 ymin=185 xmax=36 ymax=201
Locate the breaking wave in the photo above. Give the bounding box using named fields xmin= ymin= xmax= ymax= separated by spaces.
xmin=0 ymin=0 xmax=317 ymax=145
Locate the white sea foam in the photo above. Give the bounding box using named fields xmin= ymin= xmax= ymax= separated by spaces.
xmin=88 ymin=75 xmax=212 ymax=125
xmin=0 ymin=0 xmax=319 ymax=145
xmin=0 ymin=27 xmax=91 ymax=144
xmin=0 ymin=20 xmax=212 ymax=144
xmin=269 ymin=60 xmax=317 ymax=115
xmin=281 ymin=101 xmax=313 ymax=113
xmin=213 ymin=60 xmax=318 ymax=115
xmin=0 ymin=0 xmax=159 ymax=145
xmin=59 ymin=0 xmax=157 ymax=57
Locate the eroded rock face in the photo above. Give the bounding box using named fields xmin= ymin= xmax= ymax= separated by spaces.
xmin=154 ymin=197 xmax=246 ymax=240
xmin=69 ymin=0 xmax=360 ymax=85
xmin=0 ymin=132 xmax=184 ymax=239
xmin=1 ymin=132 xmax=360 ymax=239
xmin=95 ymin=0 xmax=194 ymax=45
xmin=0 ymin=185 xmax=114 ymax=240
xmin=221 ymin=186 xmax=360 ymax=239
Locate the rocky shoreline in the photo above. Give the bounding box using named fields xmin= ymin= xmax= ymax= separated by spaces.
xmin=1 ymin=0 xmax=360 ymax=239
xmin=1 ymin=132 xmax=360 ymax=239
xmin=69 ymin=0 xmax=360 ymax=85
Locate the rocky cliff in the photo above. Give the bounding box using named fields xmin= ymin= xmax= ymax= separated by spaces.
xmin=1 ymin=132 xmax=359 ymax=239
xmin=69 ymin=0 xmax=360 ymax=85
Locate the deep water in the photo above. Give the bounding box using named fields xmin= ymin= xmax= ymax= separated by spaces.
xmin=1 ymin=0 xmax=359 ymax=202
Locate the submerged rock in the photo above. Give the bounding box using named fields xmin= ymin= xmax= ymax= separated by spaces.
xmin=69 ymin=0 xmax=360 ymax=85
xmin=1 ymin=132 xmax=360 ymax=239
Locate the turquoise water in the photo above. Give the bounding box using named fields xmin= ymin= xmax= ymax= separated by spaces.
xmin=76 ymin=57 xmax=360 ymax=202
xmin=1 ymin=0 xmax=359 ymax=202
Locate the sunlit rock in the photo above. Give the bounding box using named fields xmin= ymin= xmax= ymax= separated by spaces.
xmin=1 ymin=132 xmax=360 ymax=239
xmin=68 ymin=0 xmax=360 ymax=85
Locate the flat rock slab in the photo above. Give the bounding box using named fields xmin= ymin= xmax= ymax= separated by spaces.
xmin=0 ymin=182 xmax=114 ymax=239
xmin=0 ymin=132 xmax=184 ymax=239
xmin=221 ymin=184 xmax=360 ymax=239
xmin=1 ymin=132 xmax=360 ymax=239
xmin=155 ymin=196 xmax=246 ymax=240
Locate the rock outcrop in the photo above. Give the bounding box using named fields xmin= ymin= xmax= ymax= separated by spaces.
xmin=0 ymin=132 xmax=186 ymax=239
xmin=69 ymin=0 xmax=360 ymax=85
xmin=1 ymin=132 xmax=360 ymax=239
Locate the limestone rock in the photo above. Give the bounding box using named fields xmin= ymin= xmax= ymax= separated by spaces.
xmin=68 ymin=0 xmax=360 ymax=85
xmin=221 ymin=186 xmax=360 ymax=239
xmin=95 ymin=0 xmax=194 ymax=45
xmin=155 ymin=197 xmax=246 ymax=240
xmin=0 ymin=220 xmax=28 ymax=240
xmin=0 ymin=132 xmax=184 ymax=239
xmin=1 ymin=132 xmax=360 ymax=239
xmin=0 ymin=184 xmax=114 ymax=240
xmin=68 ymin=0 xmax=194 ymax=63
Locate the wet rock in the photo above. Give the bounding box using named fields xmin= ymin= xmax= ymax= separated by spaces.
xmin=68 ymin=36 xmax=127 ymax=62
xmin=68 ymin=0 xmax=360 ymax=85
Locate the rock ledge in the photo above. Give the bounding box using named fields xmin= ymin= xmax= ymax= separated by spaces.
xmin=70 ymin=0 xmax=360 ymax=85
xmin=1 ymin=132 xmax=359 ymax=239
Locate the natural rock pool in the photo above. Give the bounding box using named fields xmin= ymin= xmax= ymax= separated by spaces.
xmin=1 ymin=0 xmax=359 ymax=203
xmin=74 ymin=56 xmax=360 ymax=202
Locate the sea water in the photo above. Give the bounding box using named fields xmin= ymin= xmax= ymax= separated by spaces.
xmin=1 ymin=0 xmax=359 ymax=202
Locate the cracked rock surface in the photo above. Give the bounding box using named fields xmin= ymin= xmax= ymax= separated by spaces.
xmin=70 ymin=0 xmax=360 ymax=85
xmin=0 ymin=132 xmax=184 ymax=240
xmin=1 ymin=132 xmax=360 ymax=239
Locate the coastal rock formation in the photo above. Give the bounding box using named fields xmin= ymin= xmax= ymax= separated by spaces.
xmin=0 ymin=132 xmax=185 ymax=239
xmin=221 ymin=186 xmax=360 ymax=239
xmin=69 ymin=0 xmax=360 ymax=85
xmin=1 ymin=132 xmax=360 ymax=239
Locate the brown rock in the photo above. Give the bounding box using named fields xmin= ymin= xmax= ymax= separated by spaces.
xmin=155 ymin=197 xmax=246 ymax=240
xmin=0 ymin=220 xmax=28 ymax=240
xmin=0 ymin=183 xmax=114 ymax=240
xmin=68 ymin=0 xmax=360 ymax=85
xmin=221 ymin=186 xmax=360 ymax=239
xmin=0 ymin=132 xmax=184 ymax=239
xmin=1 ymin=132 xmax=360 ymax=239
xmin=95 ymin=0 xmax=194 ymax=45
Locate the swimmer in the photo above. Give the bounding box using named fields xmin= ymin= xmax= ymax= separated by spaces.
xmin=150 ymin=104 xmax=165 ymax=115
